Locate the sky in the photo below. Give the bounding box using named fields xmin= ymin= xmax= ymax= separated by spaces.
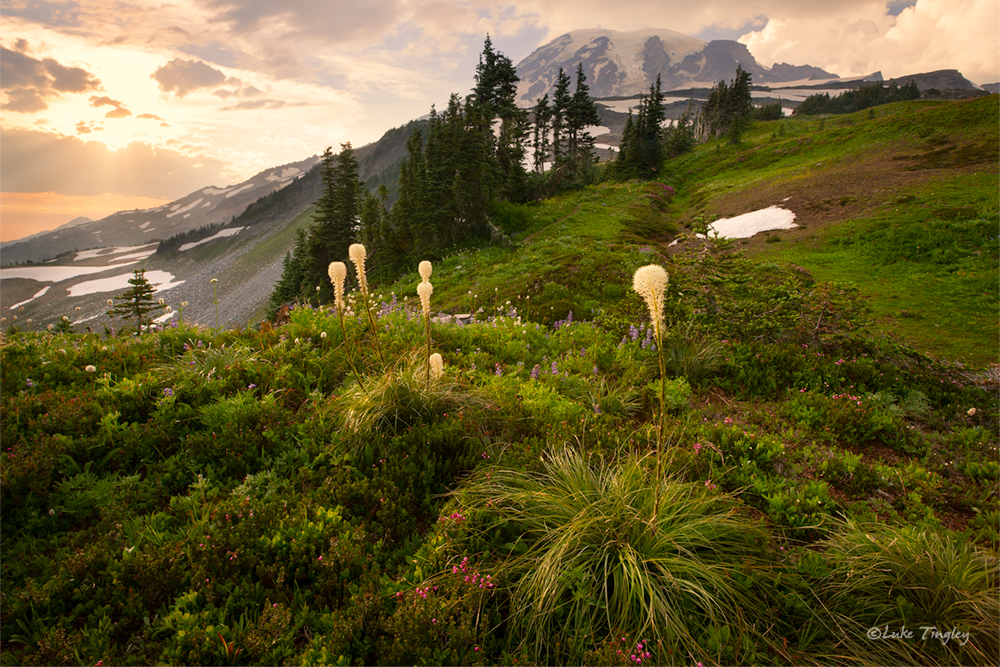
xmin=1 ymin=0 xmax=997 ymax=242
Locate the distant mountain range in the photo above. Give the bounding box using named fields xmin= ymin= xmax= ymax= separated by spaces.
xmin=1 ymin=156 xmax=321 ymax=265
xmin=0 ymin=120 xmax=425 ymax=330
xmin=1 ymin=25 xmax=994 ymax=332
xmin=514 ymin=28 xmax=988 ymax=104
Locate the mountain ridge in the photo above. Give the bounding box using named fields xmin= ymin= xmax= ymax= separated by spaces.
xmin=515 ymin=28 xmax=840 ymax=104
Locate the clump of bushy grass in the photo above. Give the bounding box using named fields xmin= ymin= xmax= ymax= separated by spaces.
xmin=819 ymin=520 xmax=1000 ymax=666
xmin=334 ymin=350 xmax=485 ymax=440
xmin=461 ymin=446 xmax=767 ymax=664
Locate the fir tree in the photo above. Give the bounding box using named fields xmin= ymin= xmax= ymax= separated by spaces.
xmin=106 ymin=268 xmax=166 ymax=335
xmin=531 ymin=94 xmax=552 ymax=173
xmin=550 ymin=68 xmax=573 ymax=168
xmin=613 ymin=75 xmax=667 ymax=179
xmin=565 ymin=62 xmax=601 ymax=181
xmin=305 ymin=142 xmax=361 ymax=302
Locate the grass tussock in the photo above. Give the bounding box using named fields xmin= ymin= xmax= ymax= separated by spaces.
xmin=462 ymin=446 xmax=767 ymax=664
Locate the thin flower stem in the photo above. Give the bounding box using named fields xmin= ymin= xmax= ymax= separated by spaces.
xmin=337 ymin=305 xmax=365 ymax=388
xmin=424 ymin=315 xmax=432 ymax=386
xmin=360 ymin=289 xmax=386 ymax=366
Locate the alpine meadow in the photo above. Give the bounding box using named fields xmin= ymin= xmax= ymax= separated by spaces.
xmin=2 ymin=37 xmax=998 ymax=667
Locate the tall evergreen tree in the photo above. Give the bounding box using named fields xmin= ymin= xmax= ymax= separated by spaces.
xmin=473 ymin=35 xmax=527 ymax=201
xmin=565 ymin=62 xmax=601 ymax=180
xmin=550 ymin=68 xmax=572 ymax=168
xmin=613 ymin=75 xmax=667 ymax=179
xmin=698 ymin=66 xmax=753 ymax=143
xmin=531 ymin=94 xmax=552 ymax=173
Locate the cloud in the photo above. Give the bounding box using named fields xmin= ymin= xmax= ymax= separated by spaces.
xmin=218 ymin=98 xmax=286 ymax=110
xmin=137 ymin=113 xmax=165 ymax=120
xmin=75 ymin=120 xmax=103 ymax=134
xmin=1 ymin=41 xmax=102 ymax=112
xmin=89 ymin=94 xmax=132 ymax=118
xmin=1 ymin=127 xmax=230 ymax=198
xmin=206 ymin=0 xmax=404 ymax=43
xmin=151 ymin=58 xmax=227 ymax=97
xmin=739 ymin=0 xmax=999 ymax=83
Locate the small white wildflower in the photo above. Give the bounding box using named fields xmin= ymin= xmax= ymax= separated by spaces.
xmin=320 ymin=331 xmax=327 ymax=339
xmin=85 ymin=365 xmax=96 ymax=373
xmin=107 ymin=299 xmax=114 ymax=306
xmin=166 ymin=306 xmax=173 ymax=313
xmin=968 ymin=407 xmax=978 ymax=416
xmin=210 ymin=278 xmax=218 ymax=283
xmin=158 ymin=298 xmax=165 ymax=305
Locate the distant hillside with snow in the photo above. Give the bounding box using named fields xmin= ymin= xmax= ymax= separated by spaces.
xmin=1 ymin=156 xmax=320 ymax=265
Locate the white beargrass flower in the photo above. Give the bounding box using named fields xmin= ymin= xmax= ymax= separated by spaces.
xmin=320 ymin=331 xmax=327 ymax=339
xmin=419 ymin=260 xmax=432 ymax=283
xmin=349 ymin=243 xmax=368 ymax=294
xmin=632 ymin=264 xmax=668 ymax=336
xmin=85 ymin=365 xmax=97 ymax=373
xmin=429 ymin=353 xmax=444 ymax=380
xmin=107 ymin=299 xmax=114 ymax=306
xmin=417 ymin=281 xmax=433 ymax=317
xmin=328 ymin=261 xmax=347 ymax=311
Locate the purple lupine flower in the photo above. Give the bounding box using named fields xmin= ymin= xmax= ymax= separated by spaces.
xmin=163 ymin=387 xmax=174 ymax=397
xmin=530 ymin=364 xmax=540 ymax=380
xmin=494 ymin=362 xmax=503 ymax=377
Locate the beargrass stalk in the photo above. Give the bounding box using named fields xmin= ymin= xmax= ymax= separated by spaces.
xmin=210 ymin=278 xmax=219 ymax=329
xmin=349 ymin=244 xmax=385 ymax=366
xmin=418 ymin=260 xmax=433 ymax=384
xmin=632 ymin=264 xmax=670 ymax=520
xmin=329 ymin=261 xmax=364 ymax=388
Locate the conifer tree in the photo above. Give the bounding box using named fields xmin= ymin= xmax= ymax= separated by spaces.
xmin=531 ymin=93 xmax=552 ymax=173
xmin=613 ymin=75 xmax=667 ymax=179
xmin=550 ymin=68 xmax=573 ymax=168
xmin=566 ymin=62 xmax=601 ymax=180
xmin=473 ymin=35 xmax=527 ymax=201
xmin=305 ymin=142 xmax=361 ymax=302
xmin=106 ymin=268 xmax=165 ymax=335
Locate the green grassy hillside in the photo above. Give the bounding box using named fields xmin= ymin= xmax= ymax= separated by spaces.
xmin=2 ymin=98 xmax=997 ymax=666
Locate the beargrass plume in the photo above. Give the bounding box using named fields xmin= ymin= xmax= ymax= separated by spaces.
xmin=460 ymin=446 xmax=767 ymax=664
